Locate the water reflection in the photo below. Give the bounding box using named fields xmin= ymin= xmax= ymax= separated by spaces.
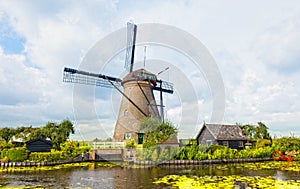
xmin=0 ymin=163 xmax=300 ymax=188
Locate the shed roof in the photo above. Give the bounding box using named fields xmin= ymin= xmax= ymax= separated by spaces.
xmin=197 ymin=123 xmax=250 ymax=141
xmin=26 ymin=138 xmax=53 ymax=146
xmin=158 ymin=134 xmax=179 ymax=145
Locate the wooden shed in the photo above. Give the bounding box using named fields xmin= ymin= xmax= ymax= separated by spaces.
xmin=196 ymin=123 xmax=250 ymax=150
xmin=26 ymin=138 xmax=53 ymax=152
xmin=158 ymin=134 xmax=179 ymax=150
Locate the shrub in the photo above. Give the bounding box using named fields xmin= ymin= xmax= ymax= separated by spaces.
xmin=125 ymin=139 xmax=136 ymax=149
xmin=6 ymin=147 xmax=28 ymax=162
xmin=29 ymin=151 xmax=66 ymax=162
xmin=207 ymin=145 xmax=227 ymax=154
xmin=151 ymin=148 xmax=159 ymax=161
xmin=256 ymin=139 xmax=272 ymax=148
xmin=272 ymin=137 xmax=300 ymax=152
xmin=136 ymin=147 xmax=157 ymax=160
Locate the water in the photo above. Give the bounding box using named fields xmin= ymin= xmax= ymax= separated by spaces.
xmin=0 ymin=163 xmax=299 ymax=188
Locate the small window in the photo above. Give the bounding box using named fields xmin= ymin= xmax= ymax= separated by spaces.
xmin=238 ymin=141 xmax=244 ymax=148
xmin=206 ymin=140 xmax=212 ymax=147
xmin=124 ymin=133 xmax=131 ymax=140
xmin=124 ymin=109 xmax=128 ymax=116
xmin=222 ymin=141 xmax=229 ymax=147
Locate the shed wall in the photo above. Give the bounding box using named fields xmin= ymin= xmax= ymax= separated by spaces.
xmin=27 ymin=140 xmax=52 ymax=152
xmin=197 ymin=128 xmax=217 ymax=146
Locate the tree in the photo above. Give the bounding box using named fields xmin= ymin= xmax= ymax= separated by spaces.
xmin=0 ymin=127 xmax=16 ymax=143
xmin=140 ymin=118 xmax=177 ymax=148
xmin=28 ymin=127 xmax=46 ymax=140
xmin=239 ymin=122 xmax=271 ymax=141
xmin=42 ymin=120 xmax=75 ymax=150
xmin=255 ymin=122 xmax=271 ymax=140
xmin=238 ymin=124 xmax=256 ymax=140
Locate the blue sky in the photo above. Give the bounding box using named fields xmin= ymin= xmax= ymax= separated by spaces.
xmin=0 ymin=16 xmax=25 ymax=54
xmin=0 ymin=0 xmax=300 ymax=140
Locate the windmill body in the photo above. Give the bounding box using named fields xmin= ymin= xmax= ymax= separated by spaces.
xmin=113 ymin=69 xmax=160 ymax=141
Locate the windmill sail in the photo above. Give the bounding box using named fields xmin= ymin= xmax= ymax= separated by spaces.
xmin=63 ymin=67 xmax=121 ymax=88
xmin=153 ymin=80 xmax=174 ymax=94
xmin=124 ymin=22 xmax=137 ymax=73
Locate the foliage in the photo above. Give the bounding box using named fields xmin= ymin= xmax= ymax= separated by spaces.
xmin=4 ymin=147 xmax=29 ymax=162
xmin=60 ymin=141 xmax=91 ymax=158
xmin=256 ymin=139 xmax=272 ymax=148
xmin=174 ymin=144 xmax=272 ymax=160
xmin=207 ymin=144 xmax=227 ymax=153
xmin=255 ymin=122 xmax=271 ymax=139
xmin=0 ymin=141 xmax=14 ymax=151
xmin=0 ymin=127 xmax=16 ymax=143
xmin=238 ymin=122 xmax=271 ymax=141
xmin=154 ymin=174 xmax=300 ymax=189
xmin=151 ymin=148 xmax=159 ymax=161
xmin=29 ymin=151 xmax=66 ymax=162
xmin=29 ymin=141 xmax=90 ymax=162
xmin=136 ymin=146 xmax=157 ymax=161
xmin=158 ymin=147 xmax=170 ymax=161
xmin=43 ymin=120 xmax=75 ymax=150
xmin=125 ymin=139 xmax=136 ymax=148
xmin=0 ymin=141 xmax=90 ymax=162
xmin=0 ymin=119 xmax=74 ymax=152
xmin=272 ymin=137 xmax=300 ymax=152
xmin=175 ymin=144 xmax=207 ymax=160
xmin=140 ymin=118 xmax=177 ymax=148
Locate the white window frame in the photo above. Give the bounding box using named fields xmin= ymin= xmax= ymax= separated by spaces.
xmin=124 ymin=132 xmax=131 ymax=140
xmin=222 ymin=140 xmax=229 ymax=147
xmin=238 ymin=141 xmax=244 ymax=148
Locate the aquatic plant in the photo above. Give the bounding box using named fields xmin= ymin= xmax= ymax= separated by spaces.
xmin=154 ymin=174 xmax=300 ymax=189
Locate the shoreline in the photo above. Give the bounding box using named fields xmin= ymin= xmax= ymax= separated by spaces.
xmin=0 ymin=157 xmax=274 ymax=169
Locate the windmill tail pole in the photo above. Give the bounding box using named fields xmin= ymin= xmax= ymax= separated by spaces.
xmin=157 ymin=67 xmax=169 ymax=76
xmin=160 ymin=81 xmax=164 ymax=122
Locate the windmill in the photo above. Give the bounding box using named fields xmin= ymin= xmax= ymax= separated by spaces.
xmin=63 ymin=22 xmax=174 ymax=142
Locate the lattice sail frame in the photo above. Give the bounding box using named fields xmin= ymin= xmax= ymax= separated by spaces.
xmin=63 ymin=67 xmax=121 ymax=88
xmin=124 ymin=22 xmax=137 ymax=73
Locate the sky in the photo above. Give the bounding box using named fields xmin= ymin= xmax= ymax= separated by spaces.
xmin=0 ymin=0 xmax=300 ymax=140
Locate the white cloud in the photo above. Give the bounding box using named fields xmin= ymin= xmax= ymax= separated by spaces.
xmin=254 ymin=13 xmax=300 ymax=72
xmin=0 ymin=0 xmax=300 ymax=139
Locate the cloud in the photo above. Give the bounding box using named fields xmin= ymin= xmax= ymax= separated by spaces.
xmin=254 ymin=13 xmax=300 ymax=73
xmin=0 ymin=0 xmax=300 ymax=140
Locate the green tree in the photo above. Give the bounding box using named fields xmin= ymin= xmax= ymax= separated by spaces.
xmin=255 ymin=122 xmax=271 ymax=140
xmin=28 ymin=127 xmax=46 ymax=140
xmin=140 ymin=118 xmax=177 ymax=148
xmin=42 ymin=120 xmax=74 ymax=150
xmin=238 ymin=124 xmax=256 ymax=140
xmin=0 ymin=127 xmax=16 ymax=143
xmin=239 ymin=122 xmax=271 ymax=141
xmin=15 ymin=126 xmax=32 ymax=141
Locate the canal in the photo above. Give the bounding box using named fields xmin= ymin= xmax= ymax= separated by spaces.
xmin=0 ymin=162 xmax=300 ymax=188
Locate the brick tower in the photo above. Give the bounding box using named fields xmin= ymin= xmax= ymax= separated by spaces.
xmin=113 ymin=69 xmax=159 ymax=142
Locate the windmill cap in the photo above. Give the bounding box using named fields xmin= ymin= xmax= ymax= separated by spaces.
xmin=122 ymin=69 xmax=157 ymax=84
